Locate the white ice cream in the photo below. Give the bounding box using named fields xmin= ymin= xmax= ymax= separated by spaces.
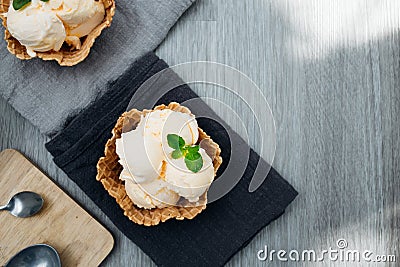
xmin=158 ymin=110 xmax=199 ymax=154
xmin=6 ymin=0 xmax=105 ymax=55
xmin=143 ymin=109 xmax=198 ymax=147
xmin=123 ymin=176 xmax=180 ymax=209
xmin=116 ymin=109 xmax=199 ymax=184
xmin=49 ymin=0 xmax=105 ymax=37
xmin=165 ymin=148 xmax=215 ymax=202
xmin=116 ymin=120 xmax=164 ymax=184
xmin=116 ymin=109 xmax=215 ymax=209
xmin=6 ymin=0 xmax=66 ymax=57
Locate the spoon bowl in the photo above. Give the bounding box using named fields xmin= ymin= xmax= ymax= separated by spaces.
xmin=5 ymin=244 xmax=61 ymax=267
xmin=0 ymin=191 xmax=44 ymax=218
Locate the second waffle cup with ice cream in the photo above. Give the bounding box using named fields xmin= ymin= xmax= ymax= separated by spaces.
xmin=0 ymin=0 xmax=115 ymax=66
xmin=97 ymin=103 xmax=222 ymax=226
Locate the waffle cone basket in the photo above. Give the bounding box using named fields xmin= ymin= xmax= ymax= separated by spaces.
xmin=0 ymin=0 xmax=115 ymax=66
xmin=96 ymin=103 xmax=222 ymax=226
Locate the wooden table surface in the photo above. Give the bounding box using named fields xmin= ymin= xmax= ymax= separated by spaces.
xmin=1 ymin=0 xmax=399 ymax=266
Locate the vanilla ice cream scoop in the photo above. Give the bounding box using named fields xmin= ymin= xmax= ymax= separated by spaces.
xmin=116 ymin=120 xmax=164 ymax=184
xmin=6 ymin=0 xmax=66 ymax=57
xmin=6 ymin=0 xmax=105 ymax=55
xmin=50 ymin=0 xmax=105 ymax=37
xmin=159 ymin=110 xmax=199 ymax=153
xmin=144 ymin=109 xmax=199 ymax=145
xmin=124 ymin=178 xmax=180 ymax=209
xmin=165 ymin=148 xmax=215 ymax=202
xmin=142 ymin=109 xmax=199 ymax=155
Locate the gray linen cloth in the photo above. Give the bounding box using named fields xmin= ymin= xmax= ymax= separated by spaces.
xmin=0 ymin=0 xmax=195 ymax=136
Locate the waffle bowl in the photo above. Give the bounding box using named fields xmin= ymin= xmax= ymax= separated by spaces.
xmin=0 ymin=0 xmax=115 ymax=66
xmin=96 ymin=102 xmax=223 ymax=226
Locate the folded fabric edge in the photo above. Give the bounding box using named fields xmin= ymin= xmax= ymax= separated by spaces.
xmin=45 ymin=52 xmax=161 ymax=157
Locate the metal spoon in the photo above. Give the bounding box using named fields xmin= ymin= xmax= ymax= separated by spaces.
xmin=5 ymin=244 xmax=61 ymax=267
xmin=0 ymin=191 xmax=44 ymax=218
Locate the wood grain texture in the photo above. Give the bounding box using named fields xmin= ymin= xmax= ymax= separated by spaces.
xmin=0 ymin=150 xmax=114 ymax=266
xmin=1 ymin=0 xmax=399 ymax=266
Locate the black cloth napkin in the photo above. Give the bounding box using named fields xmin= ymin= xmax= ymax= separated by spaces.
xmin=46 ymin=52 xmax=298 ymax=267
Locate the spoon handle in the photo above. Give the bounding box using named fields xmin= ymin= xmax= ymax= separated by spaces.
xmin=0 ymin=205 xmax=8 ymax=210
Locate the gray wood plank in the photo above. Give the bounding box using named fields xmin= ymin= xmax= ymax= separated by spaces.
xmin=1 ymin=0 xmax=399 ymax=266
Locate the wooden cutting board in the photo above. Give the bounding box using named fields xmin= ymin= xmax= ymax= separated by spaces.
xmin=0 ymin=149 xmax=114 ymax=266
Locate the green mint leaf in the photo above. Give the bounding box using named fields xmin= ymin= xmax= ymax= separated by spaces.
xmin=41 ymin=0 xmax=49 ymax=2
xmin=13 ymin=0 xmax=31 ymax=10
xmin=185 ymin=152 xmax=203 ymax=173
xmin=186 ymin=145 xmax=199 ymax=154
xmin=186 ymin=151 xmax=201 ymax=161
xmin=171 ymin=149 xmax=183 ymax=159
xmin=167 ymin=134 xmax=185 ymax=150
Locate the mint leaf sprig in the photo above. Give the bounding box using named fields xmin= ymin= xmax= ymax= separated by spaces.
xmin=13 ymin=0 xmax=48 ymax=11
xmin=167 ymin=134 xmax=203 ymax=173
